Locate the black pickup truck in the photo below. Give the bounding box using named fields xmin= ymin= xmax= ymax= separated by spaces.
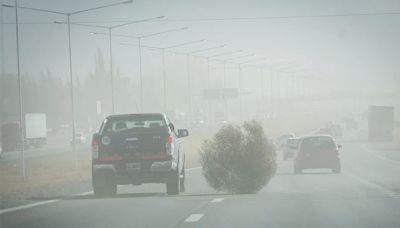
xmin=91 ymin=113 xmax=189 ymax=196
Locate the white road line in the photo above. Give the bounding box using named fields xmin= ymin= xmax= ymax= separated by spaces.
xmin=184 ymin=214 xmax=204 ymax=222
xmin=0 ymin=166 xmax=203 ymax=215
xmin=211 ymin=198 xmax=224 ymax=203
xmin=0 ymin=200 xmax=59 ymax=215
xmin=343 ymin=172 xmax=400 ymax=201
xmin=76 ymin=191 xmax=94 ymax=196
xmin=185 ymin=166 xmax=202 ymax=171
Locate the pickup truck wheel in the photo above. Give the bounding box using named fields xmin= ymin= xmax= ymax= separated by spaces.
xmin=180 ymin=165 xmax=185 ymax=193
xmin=93 ymin=176 xmax=117 ymax=198
xmin=166 ymin=171 xmax=180 ymax=195
xmin=294 ymin=166 xmax=302 ymax=174
xmin=332 ymin=162 xmax=341 ymax=173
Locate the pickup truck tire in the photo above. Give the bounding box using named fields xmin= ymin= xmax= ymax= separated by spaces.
xmin=166 ymin=170 xmax=180 ymax=195
xmin=93 ymin=175 xmax=117 ymax=198
xmin=294 ymin=166 xmax=302 ymax=174
xmin=180 ymin=165 xmax=186 ymax=193
xmin=332 ymin=161 xmax=341 ymax=173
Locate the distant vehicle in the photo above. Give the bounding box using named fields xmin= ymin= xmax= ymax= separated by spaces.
xmin=0 ymin=113 xmax=47 ymax=152
xmin=214 ymin=112 xmax=227 ymax=125
xmin=24 ymin=113 xmax=47 ymax=148
xmin=91 ymin=113 xmax=189 ymax=197
xmin=0 ymin=122 xmax=20 ymax=152
xmin=293 ymin=135 xmax=341 ymax=174
xmin=191 ymin=118 xmax=205 ymax=128
xmin=70 ymin=132 xmax=87 ymax=144
xmin=282 ymin=137 xmax=300 ymax=160
xmin=276 ymin=133 xmax=295 ymax=149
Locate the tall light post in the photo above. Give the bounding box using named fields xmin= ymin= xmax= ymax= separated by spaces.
xmin=209 ymin=50 xmax=244 ymax=120
xmin=189 ymin=45 xmax=226 ymax=124
xmin=67 ymin=16 xmax=164 ymax=113
xmin=3 ymin=0 xmax=134 ymax=169
xmin=4 ymin=0 xmax=25 ymax=179
xmin=0 ymin=0 xmax=4 ymax=77
xmin=226 ymin=54 xmax=257 ymax=121
xmin=190 ymin=45 xmax=225 ymax=88
xmin=114 ymin=27 xmax=189 ymax=111
xmin=161 ymin=39 xmax=205 ymax=111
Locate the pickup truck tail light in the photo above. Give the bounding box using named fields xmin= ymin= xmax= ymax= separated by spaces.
xmin=92 ymin=137 xmax=99 ymax=159
xmin=166 ymin=135 xmax=174 ymax=155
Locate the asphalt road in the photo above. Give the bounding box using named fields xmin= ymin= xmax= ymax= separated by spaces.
xmin=1 ymin=142 xmax=400 ymax=228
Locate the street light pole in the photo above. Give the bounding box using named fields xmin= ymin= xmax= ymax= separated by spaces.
xmin=238 ymin=64 xmax=243 ymax=122
xmin=3 ymin=0 xmax=134 ymax=170
xmin=66 ymin=14 xmax=78 ymax=168
xmin=76 ymin=16 xmax=165 ymax=114
xmin=113 ymin=27 xmax=189 ymax=111
xmin=160 ymin=39 xmax=205 ymax=112
xmin=162 ymin=48 xmax=166 ymax=111
xmin=0 ymin=0 xmax=4 ymax=76
xmin=207 ymin=57 xmax=211 ymax=123
xmin=108 ymin=27 xmax=115 ymax=113
xmin=14 ymin=0 xmax=25 ymax=179
xmin=186 ymin=54 xmax=191 ymax=124
xmin=223 ymin=61 xmax=227 ymax=120
xmin=138 ymin=37 xmax=143 ymax=112
xmin=260 ymin=67 xmax=265 ymax=115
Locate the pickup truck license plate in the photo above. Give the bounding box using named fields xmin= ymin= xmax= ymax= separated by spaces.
xmin=126 ymin=162 xmax=141 ymax=170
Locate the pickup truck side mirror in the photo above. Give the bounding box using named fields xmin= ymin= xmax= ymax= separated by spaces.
xmin=177 ymin=129 xmax=189 ymax=138
xmin=168 ymin=123 xmax=175 ymax=132
xmin=92 ymin=133 xmax=99 ymax=140
xmin=337 ymin=144 xmax=342 ymax=149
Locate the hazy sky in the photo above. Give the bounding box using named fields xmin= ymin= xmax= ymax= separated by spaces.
xmin=1 ymin=0 xmax=400 ymax=92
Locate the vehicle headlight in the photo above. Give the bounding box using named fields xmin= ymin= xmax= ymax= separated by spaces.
xmin=101 ymin=136 xmax=111 ymax=145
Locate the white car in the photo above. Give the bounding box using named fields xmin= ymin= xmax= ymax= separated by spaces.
xmin=70 ymin=133 xmax=87 ymax=144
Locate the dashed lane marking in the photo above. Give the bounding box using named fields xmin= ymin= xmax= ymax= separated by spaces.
xmin=211 ymin=198 xmax=224 ymax=203
xmin=184 ymin=214 xmax=204 ymax=222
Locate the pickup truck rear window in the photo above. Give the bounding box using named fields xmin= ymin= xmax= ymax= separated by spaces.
xmin=102 ymin=115 xmax=166 ymax=133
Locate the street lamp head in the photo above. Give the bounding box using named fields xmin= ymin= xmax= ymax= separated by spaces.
xmin=157 ymin=16 xmax=166 ymax=19
xmin=54 ymin=21 xmax=64 ymax=24
xmin=201 ymin=39 xmax=207 ymax=43
xmin=181 ymin=27 xmax=189 ymax=30
xmin=123 ymin=0 xmax=134 ymax=4
xmin=2 ymin=4 xmax=14 ymax=8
